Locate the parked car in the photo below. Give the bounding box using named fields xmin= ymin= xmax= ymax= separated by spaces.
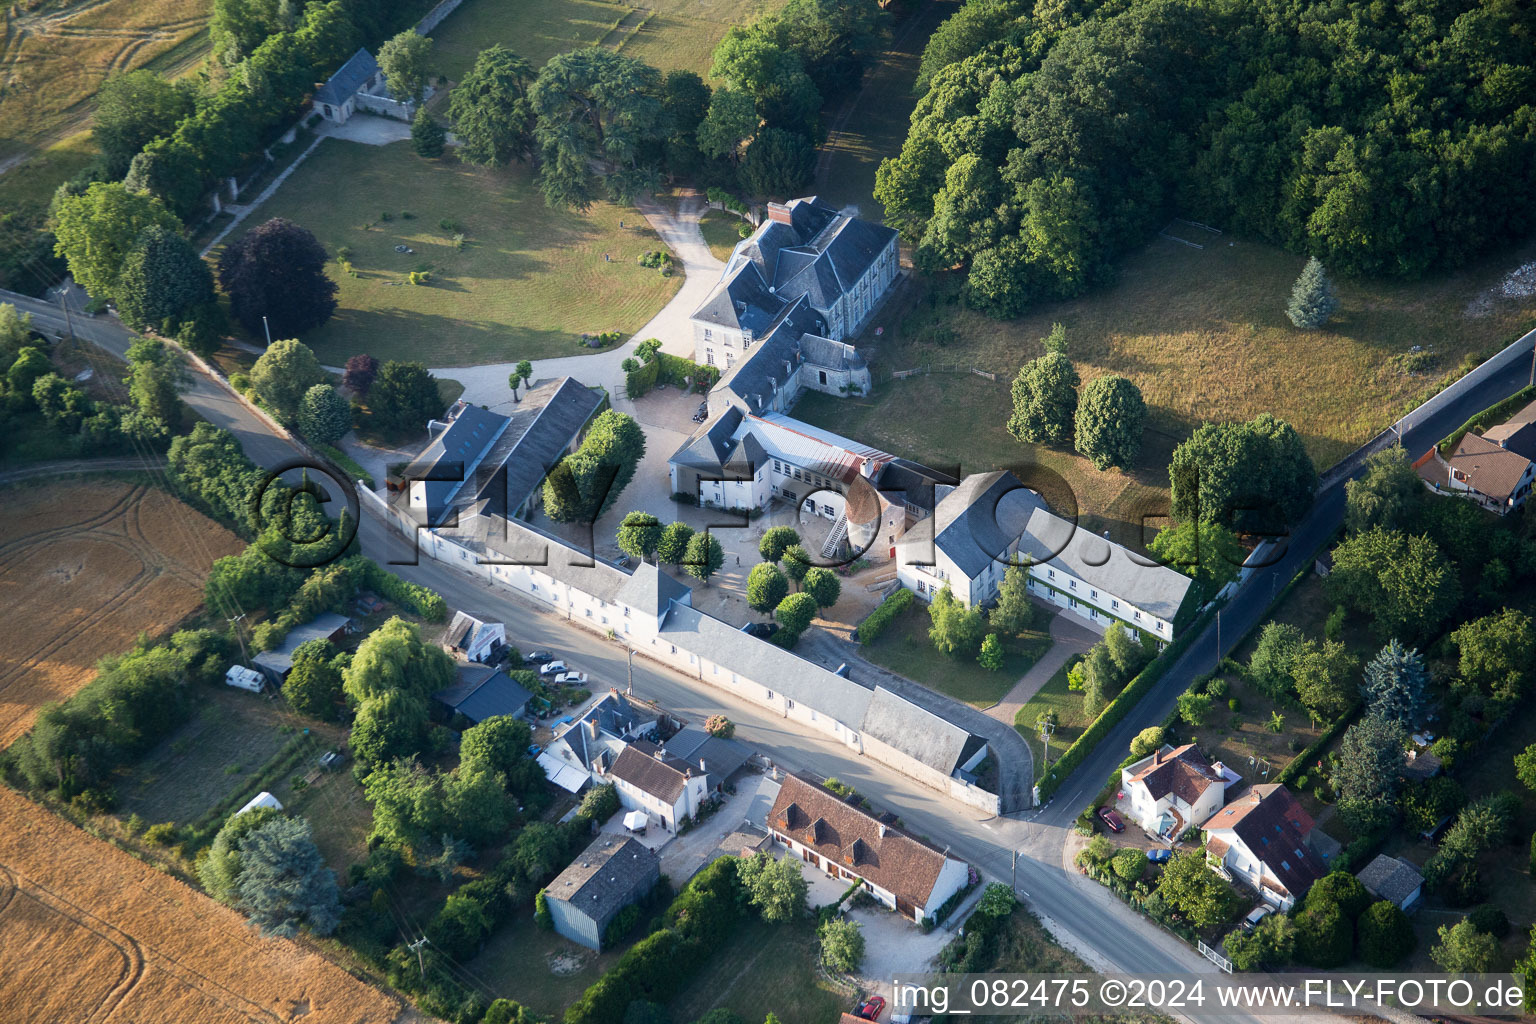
xmin=555 ymin=671 xmax=589 ymax=685
xmin=318 ymin=750 xmax=347 ymax=770
xmin=1242 ymin=905 xmax=1272 ymax=931
xmin=538 ymin=660 xmax=567 ymax=676
xmin=856 ymin=996 xmax=885 ymax=1020
xmin=1146 ymin=848 xmax=1172 ymax=865
xmin=1097 ymin=806 xmax=1125 ymax=833
xmin=525 ymin=650 xmax=553 ymax=664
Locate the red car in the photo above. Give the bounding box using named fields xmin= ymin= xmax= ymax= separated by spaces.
xmin=1097 ymin=806 xmax=1125 ymax=833
xmin=856 ymin=996 xmax=885 ymax=1020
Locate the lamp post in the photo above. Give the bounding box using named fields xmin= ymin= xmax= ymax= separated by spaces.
xmin=262 ymin=314 xmax=272 ymax=346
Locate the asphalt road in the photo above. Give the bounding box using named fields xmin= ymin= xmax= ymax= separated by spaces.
xmin=15 ymin=280 xmax=1534 ymax=1014
xmin=1036 ymin=347 xmax=1536 ymax=828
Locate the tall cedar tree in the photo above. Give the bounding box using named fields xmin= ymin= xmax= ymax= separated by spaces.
xmin=218 ymin=218 xmax=338 ymax=339
xmin=530 ymin=47 xmax=663 ymax=209
xmin=448 ymin=45 xmax=536 ymax=167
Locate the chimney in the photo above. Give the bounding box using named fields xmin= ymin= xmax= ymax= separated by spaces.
xmin=585 ymin=718 xmax=599 ymax=740
xmin=877 ymin=823 xmax=886 ymax=838
xmin=699 ymin=758 xmax=707 ymax=773
xmin=767 ymin=202 xmax=792 ymax=225
xmin=833 ymin=663 xmax=851 ymax=678
xmin=653 ymin=747 xmax=665 ymax=761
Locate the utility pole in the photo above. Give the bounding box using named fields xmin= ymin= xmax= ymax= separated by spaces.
xmin=262 ymin=314 xmax=272 ymax=346
xmin=406 ymin=936 xmax=429 ymax=977
xmin=58 ymin=289 xmax=76 ymax=344
xmin=626 ymin=646 xmax=634 ymax=695
xmin=228 ymin=613 xmax=250 ymax=664
xmin=1012 ymin=848 xmax=1019 ymax=892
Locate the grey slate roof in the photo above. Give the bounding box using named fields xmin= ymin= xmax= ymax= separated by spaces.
xmin=473 ymin=377 xmax=605 ymax=518
xmin=693 ymin=262 xmax=786 ymax=333
xmin=1356 ymin=854 xmax=1423 ymax=906
xmin=658 ymin=601 xmax=876 ymax=727
xmin=1019 ymin=506 xmax=1195 ymax=622
xmin=252 ymin=612 xmax=350 ymax=678
xmin=711 ymin=299 xmax=836 ymax=413
xmin=404 ymin=403 xmax=511 ymax=524
xmin=932 ymin=472 xmax=1047 ymax=578
xmin=614 ymin=561 xmax=691 ymax=619
xmin=860 ymin=686 xmax=977 ymax=775
xmin=314 ymin=49 xmax=379 ymax=106
xmin=875 ymin=459 xmax=958 ymax=514
xmin=663 ymin=726 xmax=753 ymax=779
xmin=669 ymin=406 xmax=747 ymax=471
xmin=432 ymin=665 xmax=533 ymax=724
xmin=546 ymin=835 xmax=660 ymax=923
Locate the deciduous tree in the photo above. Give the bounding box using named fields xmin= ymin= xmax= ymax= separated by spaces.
xmin=1329 ymin=528 xmax=1460 ymax=641
xmin=1074 ymin=374 xmax=1145 ymax=470
xmin=738 ymin=850 xmax=807 ymax=922
xmin=683 ymin=531 xmax=725 ymax=583
xmin=697 ymin=87 xmax=758 ymax=162
xmin=1169 ymin=414 xmax=1316 ymax=534
xmin=990 ymin=565 xmax=1036 ymax=636
xmin=1007 ymin=351 xmax=1079 ymax=446
xmin=115 ymin=225 xmax=218 ymax=337
xmin=282 ymin=638 xmax=345 ymax=720
xmin=1431 ymin=919 xmax=1499 ymax=972
xmin=774 ymin=591 xmax=818 ymax=640
xmin=52 ymin=182 xmax=180 ymax=299
xmin=617 ymin=511 xmax=664 ymax=563
xmin=1345 ymin=447 xmax=1421 ymax=534
xmin=657 ymin=522 xmax=695 ymax=565
xmin=217 ymin=218 xmax=337 ymax=339
xmin=819 ymin=917 xmax=864 ymax=973
xmin=379 ymin=30 xmax=433 ymax=105
xmin=368 ymin=360 xmax=442 ymax=434
xmin=297 ymin=384 xmax=350 ymax=444
xmin=1149 ymin=520 xmax=1244 ymax=600
xmin=249 ymin=338 xmax=326 ymax=423
xmin=747 ymin=562 xmax=789 ymax=613
xmin=978 ymin=632 xmax=1004 ymax=670
xmin=343 ymin=354 xmax=379 ymax=395
xmin=93 ymin=71 xmax=198 ymax=178
xmin=1157 ymin=851 xmax=1231 ymax=930
xmin=801 ymin=567 xmax=841 ymax=609
xmin=759 ymin=526 xmax=800 ymax=563
xmin=928 ymin=585 xmax=985 ymax=656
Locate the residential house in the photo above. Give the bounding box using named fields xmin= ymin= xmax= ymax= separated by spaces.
xmin=1119 ymin=744 xmax=1236 ymax=839
xmin=660 ymin=725 xmax=754 ymax=791
xmin=538 ymin=689 xmax=659 ymax=793
xmin=1356 ymin=854 xmax=1425 ymax=912
xmin=896 ymin=471 xmax=1044 ymax=609
xmin=1441 ymin=432 xmax=1536 ymax=514
xmin=252 ymin=612 xmax=351 ymax=683
xmin=1481 ymin=397 xmax=1536 ymax=460
xmin=544 ymin=835 xmax=661 ymax=951
xmin=431 ymin=665 xmax=533 ymax=725
xmin=1019 ymin=506 xmax=1195 ymax=641
xmin=766 ymin=775 xmax=971 ymax=924
xmin=606 ymin=740 xmax=710 ymax=832
xmin=692 ymin=196 xmax=899 ymax=368
xmin=1201 ymin=784 xmax=1326 ymax=910
xmin=402 ymin=378 xmax=605 ymax=526
xmin=444 ymin=610 xmax=504 ymax=662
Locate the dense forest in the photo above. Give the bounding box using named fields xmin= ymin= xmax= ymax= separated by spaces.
xmin=875 ymin=0 xmax=1536 ymax=317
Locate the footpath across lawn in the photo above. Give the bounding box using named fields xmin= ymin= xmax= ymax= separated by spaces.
xmin=861 ymin=604 xmax=1051 ymax=708
xmin=227 ymin=139 xmax=681 ymax=367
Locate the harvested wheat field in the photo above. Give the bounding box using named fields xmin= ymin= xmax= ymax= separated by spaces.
xmin=0 ymin=480 xmax=244 ymax=746
xmin=0 ymin=786 xmax=406 ymax=1024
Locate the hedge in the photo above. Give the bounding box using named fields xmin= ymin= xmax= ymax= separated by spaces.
xmin=1036 ymin=605 xmax=1214 ymax=801
xmin=855 ymin=587 xmax=913 ymax=643
xmin=1274 ymin=704 xmax=1360 ymax=787
xmin=354 ymin=557 xmax=447 ymax=621
xmin=625 ymin=356 xmax=661 ymax=399
xmin=564 ymin=857 xmax=745 ymax=1024
xmin=1438 ymin=384 xmax=1536 ymax=455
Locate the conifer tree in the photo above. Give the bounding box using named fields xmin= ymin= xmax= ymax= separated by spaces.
xmin=1286 ymin=256 xmax=1338 ymax=329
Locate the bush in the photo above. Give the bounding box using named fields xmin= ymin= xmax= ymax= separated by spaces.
xmin=855 ymin=587 xmax=914 ymax=643
xmin=144 ymin=822 xmax=179 ymax=846
xmin=1357 ymin=900 xmax=1415 ymax=967
xmin=534 ymin=889 xmax=553 ymax=930
xmin=1468 ymin=904 xmax=1510 ymax=938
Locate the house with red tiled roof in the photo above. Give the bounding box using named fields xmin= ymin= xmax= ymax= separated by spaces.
xmin=1120 ymin=744 xmax=1237 ymax=839
xmin=1443 ymin=432 xmax=1536 ymax=513
xmin=1200 ymin=784 xmax=1327 ymax=910
xmin=767 ymin=774 xmax=970 ymax=924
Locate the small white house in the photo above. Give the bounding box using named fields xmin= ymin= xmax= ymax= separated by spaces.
xmin=445 ymin=610 xmax=505 ymax=663
xmin=1119 ymin=743 xmax=1234 ymax=839
xmin=605 ymin=741 xmax=710 ymax=833
xmin=224 ymin=665 xmax=265 ymax=693
xmin=236 ymin=791 xmax=283 ymax=816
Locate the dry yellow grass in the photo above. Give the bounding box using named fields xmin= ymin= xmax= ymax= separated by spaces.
xmin=0 ymin=786 xmax=406 ymax=1024
xmin=0 ymin=481 xmax=243 ymax=746
xmin=0 ymin=0 xmax=208 ymax=157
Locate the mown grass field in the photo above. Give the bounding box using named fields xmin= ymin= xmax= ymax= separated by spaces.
xmin=428 ymin=0 xmax=787 ymax=82
xmin=232 ymin=138 xmax=682 ymax=366
xmin=698 ymin=209 xmax=746 ymax=263
xmin=862 ymin=604 xmax=1052 ymax=707
xmin=797 ymin=234 xmax=1536 ymax=530
xmin=1014 ymin=654 xmax=1087 ymax=770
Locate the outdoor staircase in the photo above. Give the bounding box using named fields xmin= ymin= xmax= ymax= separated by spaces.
xmin=821 ymin=512 xmax=848 ymax=558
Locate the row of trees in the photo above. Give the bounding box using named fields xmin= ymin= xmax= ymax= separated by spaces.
xmin=1007 ymin=325 xmax=1147 ymax=471
xmin=439 ymin=0 xmax=882 ymax=209
xmin=877 ymin=0 xmax=1536 ymax=317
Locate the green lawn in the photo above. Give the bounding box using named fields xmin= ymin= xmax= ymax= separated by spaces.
xmin=698 ymin=210 xmax=747 ymax=263
xmin=860 ymin=604 xmax=1052 ymax=707
xmin=666 ymin=916 xmax=849 ymax=1024
xmin=796 ymin=233 xmax=1536 ymax=530
xmin=428 ymin=0 xmax=788 ymax=82
xmin=1014 ymin=654 xmax=1088 ymax=769
xmin=471 ymin=912 xmax=633 ymax=1020
xmin=226 ymin=138 xmax=681 ymax=367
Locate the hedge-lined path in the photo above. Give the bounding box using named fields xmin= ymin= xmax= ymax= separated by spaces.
xmin=985 ymin=609 xmax=1098 ymax=725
